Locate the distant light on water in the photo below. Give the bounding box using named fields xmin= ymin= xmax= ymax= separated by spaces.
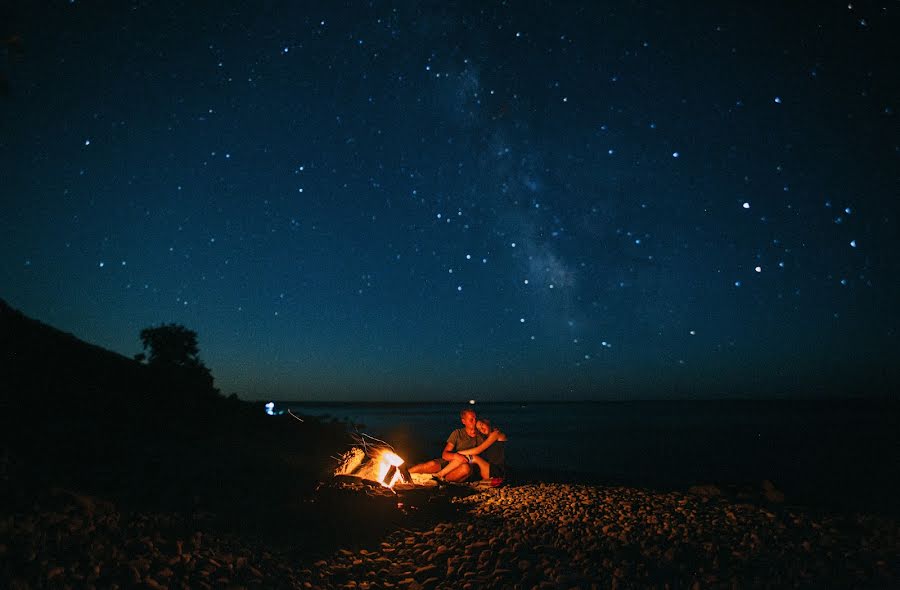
xmin=469 ymin=399 xmax=476 ymax=405
xmin=265 ymin=401 xmax=275 ymax=416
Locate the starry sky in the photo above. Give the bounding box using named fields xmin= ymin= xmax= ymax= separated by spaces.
xmin=2 ymin=2 xmax=898 ymax=401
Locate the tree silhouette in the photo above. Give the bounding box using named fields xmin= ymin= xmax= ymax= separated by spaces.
xmin=137 ymin=324 xmax=203 ymax=369
xmin=136 ymin=323 xmax=218 ymax=397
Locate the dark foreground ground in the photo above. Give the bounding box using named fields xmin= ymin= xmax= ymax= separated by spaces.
xmin=2 ymin=404 xmax=899 ymax=589
xmin=2 ymin=473 xmax=898 ymax=589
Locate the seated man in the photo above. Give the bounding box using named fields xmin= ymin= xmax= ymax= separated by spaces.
xmin=408 ymin=407 xmax=484 ymax=482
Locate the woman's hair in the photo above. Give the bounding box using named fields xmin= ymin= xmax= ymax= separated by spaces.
xmin=476 ymin=416 xmax=497 ymax=431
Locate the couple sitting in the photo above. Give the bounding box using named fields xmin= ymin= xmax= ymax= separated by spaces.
xmin=409 ymin=407 xmax=507 ymax=483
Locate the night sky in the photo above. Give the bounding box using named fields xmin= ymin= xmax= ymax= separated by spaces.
xmin=2 ymin=2 xmax=897 ymax=401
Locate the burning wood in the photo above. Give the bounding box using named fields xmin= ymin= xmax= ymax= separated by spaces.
xmin=334 ymin=446 xmax=413 ymax=490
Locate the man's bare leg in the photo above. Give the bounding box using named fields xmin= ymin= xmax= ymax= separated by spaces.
xmin=408 ymin=459 xmax=441 ymax=474
xmin=435 ymin=458 xmax=466 ymax=479
xmin=443 ymin=463 xmax=472 ymax=482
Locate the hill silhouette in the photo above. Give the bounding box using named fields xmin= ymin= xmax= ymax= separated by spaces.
xmin=0 ymin=298 xmax=352 ymax=532
xmin=1 ymin=299 xmax=223 ymax=412
xmin=2 ymin=298 xmax=150 ymax=406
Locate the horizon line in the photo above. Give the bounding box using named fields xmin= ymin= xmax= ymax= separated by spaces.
xmin=252 ymin=396 xmax=900 ymax=405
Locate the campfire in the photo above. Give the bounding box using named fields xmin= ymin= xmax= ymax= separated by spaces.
xmin=326 ymin=441 xmax=477 ymax=513
xmin=333 ymin=446 xmax=414 ymax=490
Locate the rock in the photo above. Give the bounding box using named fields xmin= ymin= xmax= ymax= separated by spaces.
xmin=762 ymin=481 xmax=785 ymax=503
xmin=414 ymin=564 xmax=437 ymax=578
xmin=688 ymin=485 xmax=722 ymax=497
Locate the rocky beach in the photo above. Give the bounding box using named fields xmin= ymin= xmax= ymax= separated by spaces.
xmin=3 ymin=479 xmax=898 ymax=589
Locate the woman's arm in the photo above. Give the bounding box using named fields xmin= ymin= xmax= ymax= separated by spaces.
xmin=460 ymin=430 xmax=506 ymax=456
xmin=441 ymin=441 xmax=465 ymax=463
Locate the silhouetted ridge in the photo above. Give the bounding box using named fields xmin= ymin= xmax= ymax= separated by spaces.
xmin=1 ymin=298 xmax=149 ymax=409
xmin=0 ymin=299 xmax=224 ymax=415
xmin=0 ymin=299 xmax=350 ymax=520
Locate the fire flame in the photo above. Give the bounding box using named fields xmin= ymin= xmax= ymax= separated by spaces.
xmin=333 ymin=445 xmax=411 ymax=489
xmin=376 ymin=450 xmax=405 ymax=488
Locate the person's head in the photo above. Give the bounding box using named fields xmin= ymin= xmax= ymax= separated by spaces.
xmin=475 ymin=416 xmax=494 ymax=436
xmin=460 ymin=408 xmax=477 ymax=429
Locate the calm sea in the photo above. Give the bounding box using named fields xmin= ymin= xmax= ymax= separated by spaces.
xmin=281 ymin=400 xmax=899 ymax=515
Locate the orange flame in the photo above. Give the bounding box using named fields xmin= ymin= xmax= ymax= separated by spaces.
xmin=376 ymin=450 xmax=405 ymax=488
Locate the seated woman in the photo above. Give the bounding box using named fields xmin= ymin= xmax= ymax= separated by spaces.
xmin=435 ymin=416 xmax=507 ymax=481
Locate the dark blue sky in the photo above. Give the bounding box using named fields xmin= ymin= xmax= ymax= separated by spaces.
xmin=2 ymin=2 xmax=897 ymax=400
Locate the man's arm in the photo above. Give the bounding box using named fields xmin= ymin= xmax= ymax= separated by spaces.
xmin=441 ymin=441 xmax=467 ymax=463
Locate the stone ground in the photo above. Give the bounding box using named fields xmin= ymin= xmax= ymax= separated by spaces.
xmin=2 ymin=482 xmax=898 ymax=589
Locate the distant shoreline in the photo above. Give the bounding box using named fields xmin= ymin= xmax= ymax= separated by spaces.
xmin=256 ymin=397 xmax=900 ymax=407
